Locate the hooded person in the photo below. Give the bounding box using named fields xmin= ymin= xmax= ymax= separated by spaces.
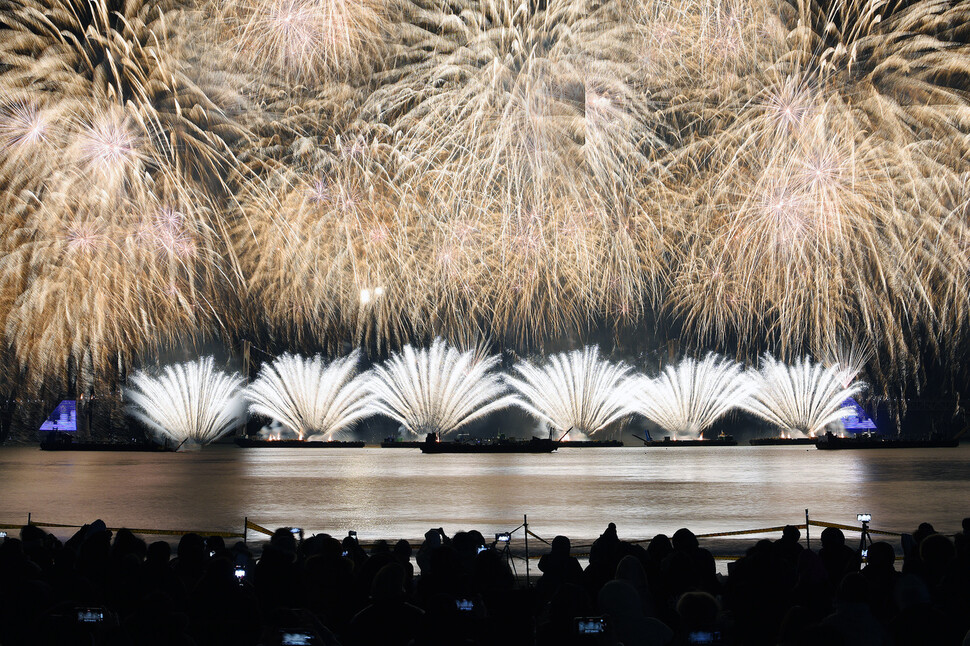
xmin=597 ymin=579 xmax=673 ymax=646
xmin=348 ymin=563 xmax=425 ymax=646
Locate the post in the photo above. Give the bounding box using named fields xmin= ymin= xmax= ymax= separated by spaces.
xmin=243 ymin=517 xmax=248 ymax=544
xmin=805 ymin=509 xmax=810 ymax=550
xmin=523 ymin=514 xmax=530 ymax=587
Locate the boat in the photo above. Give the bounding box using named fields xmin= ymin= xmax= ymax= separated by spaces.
xmin=419 ymin=433 xmax=558 ymax=454
xmin=815 ymin=431 xmax=959 ymax=450
xmin=749 ymin=437 xmax=817 ymax=446
xmin=40 ymin=432 xmax=173 ymax=452
xmin=234 ymin=438 xmax=365 ymax=448
xmin=557 ymin=440 xmax=624 ymax=447
xmin=547 ymin=428 xmax=622 ymax=447
xmin=380 ymin=437 xmax=423 ymax=448
xmin=637 ymin=432 xmax=738 ymax=447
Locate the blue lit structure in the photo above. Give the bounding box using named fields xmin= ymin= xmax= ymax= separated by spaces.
xmin=840 ymin=397 xmax=878 ymax=434
xmin=39 ymin=400 xmax=77 ymax=432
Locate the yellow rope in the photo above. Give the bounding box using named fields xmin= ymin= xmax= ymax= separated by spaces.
xmin=25 ymin=520 xmax=244 ymax=538
xmin=245 ymin=520 xmax=274 ymax=536
xmin=0 ymin=518 xmax=902 ymax=543
xmin=696 ymin=524 xmax=806 ymax=538
xmin=808 ymin=520 xmax=901 ymax=536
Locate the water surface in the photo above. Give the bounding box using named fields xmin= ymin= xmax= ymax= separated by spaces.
xmin=1 ymin=445 xmax=967 ymax=544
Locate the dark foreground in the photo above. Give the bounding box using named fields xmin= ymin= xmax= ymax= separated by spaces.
xmin=2 ymin=516 xmax=969 ymax=646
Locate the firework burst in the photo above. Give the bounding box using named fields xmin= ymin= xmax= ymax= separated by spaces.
xmin=506 ymin=346 xmax=635 ymax=439
xmin=0 ymin=0 xmax=968 ymax=403
xmin=366 ymin=338 xmax=517 ymax=436
xmin=125 ymin=357 xmax=245 ymax=447
xmin=669 ymin=0 xmax=970 ymax=370
xmin=743 ymin=354 xmax=862 ymax=437
xmin=211 ymin=0 xmax=390 ymax=86
xmin=633 ymin=354 xmax=752 ymax=439
xmin=0 ymin=0 xmax=244 ymax=390
xmin=244 ymin=351 xmax=372 ymax=440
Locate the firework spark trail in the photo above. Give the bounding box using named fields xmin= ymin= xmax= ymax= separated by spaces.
xmin=361 ymin=0 xmax=674 ymax=341
xmin=742 ymin=355 xmax=863 ymax=437
xmin=235 ymin=151 xmax=420 ymax=349
xmin=366 ymin=338 xmax=517 ymax=436
xmin=632 ymin=354 xmax=752 ymax=439
xmin=245 ymin=351 xmax=372 ymax=440
xmin=668 ymin=0 xmax=970 ymax=370
xmin=506 ymin=346 xmax=636 ymax=438
xmin=125 ymin=357 xmax=245 ymax=446
xmin=211 ymin=0 xmax=390 ymax=85
xmin=1 ymin=0 xmax=969 ymax=394
xmin=0 ymin=0 xmax=244 ymax=389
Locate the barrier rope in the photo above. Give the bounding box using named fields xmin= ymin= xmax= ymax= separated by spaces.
xmin=245 ymin=520 xmax=274 ymax=537
xmin=696 ymin=524 xmax=806 ymax=538
xmin=0 ymin=518 xmax=903 ymax=544
xmin=525 ymin=529 xmax=551 ymax=545
xmin=30 ymin=521 xmax=246 ymax=538
xmin=807 ymin=520 xmax=901 ymax=537
xmin=522 ymin=519 xmax=903 ymax=556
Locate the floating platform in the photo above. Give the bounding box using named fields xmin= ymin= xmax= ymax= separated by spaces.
xmin=815 ymin=432 xmax=958 ymax=450
xmin=749 ymin=437 xmax=817 ymax=446
xmin=40 ymin=433 xmax=173 ymax=452
xmin=420 ymin=434 xmax=557 ymax=454
xmin=380 ymin=437 xmax=423 ymax=448
xmin=557 ymin=440 xmax=624 ymax=447
xmin=234 ymin=438 xmax=365 ymax=448
xmin=641 ymin=434 xmax=738 ymax=447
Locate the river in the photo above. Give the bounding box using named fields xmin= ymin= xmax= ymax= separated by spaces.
xmin=1 ymin=445 xmax=967 ymax=547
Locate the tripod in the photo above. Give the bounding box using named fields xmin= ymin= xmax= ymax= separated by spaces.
xmin=497 ymin=536 xmax=516 ymax=577
xmin=495 ymin=519 xmax=526 ymax=578
xmin=858 ymin=518 xmax=873 ymax=568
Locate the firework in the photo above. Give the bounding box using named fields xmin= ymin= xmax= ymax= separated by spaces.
xmin=367 ymin=338 xmax=517 ymax=436
xmin=0 ymin=0 xmax=243 ymax=391
xmin=125 ymin=357 xmax=245 ymax=447
xmin=245 ymin=351 xmax=372 ymax=440
xmin=210 ymin=0 xmax=390 ymax=85
xmin=633 ymin=354 xmax=751 ymax=439
xmin=742 ymin=355 xmax=862 ymax=437
xmin=506 ymin=346 xmax=635 ymax=439
xmin=668 ymin=0 xmax=970 ymax=368
xmin=364 ymin=0 xmax=673 ymax=341
xmin=0 ymin=0 xmax=968 ymax=402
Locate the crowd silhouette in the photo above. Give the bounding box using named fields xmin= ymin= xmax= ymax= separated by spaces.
xmin=1 ymin=517 xmax=968 ymax=645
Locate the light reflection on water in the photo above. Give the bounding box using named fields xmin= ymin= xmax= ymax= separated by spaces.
xmin=0 ymin=445 xmax=967 ymax=542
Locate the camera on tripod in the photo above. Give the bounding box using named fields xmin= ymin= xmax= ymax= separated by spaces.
xmin=858 ymin=513 xmax=873 ymax=562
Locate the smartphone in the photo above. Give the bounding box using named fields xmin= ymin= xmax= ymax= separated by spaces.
xmin=0 ymin=531 xmax=6 ymax=539
xmin=348 ymin=530 xmax=357 ymax=540
xmin=281 ymin=632 xmax=313 ymax=645
xmin=495 ymin=532 xmax=511 ymax=543
xmin=234 ymin=566 xmax=246 ymax=581
xmin=77 ymin=608 xmax=104 ymax=624
xmin=477 ymin=545 xmax=488 ymax=554
xmin=456 ymin=599 xmax=475 ymax=612
xmin=290 ymin=527 xmax=302 ymax=536
xmin=575 ymin=617 xmax=607 ymax=634
xmin=688 ymin=630 xmax=720 ymax=644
